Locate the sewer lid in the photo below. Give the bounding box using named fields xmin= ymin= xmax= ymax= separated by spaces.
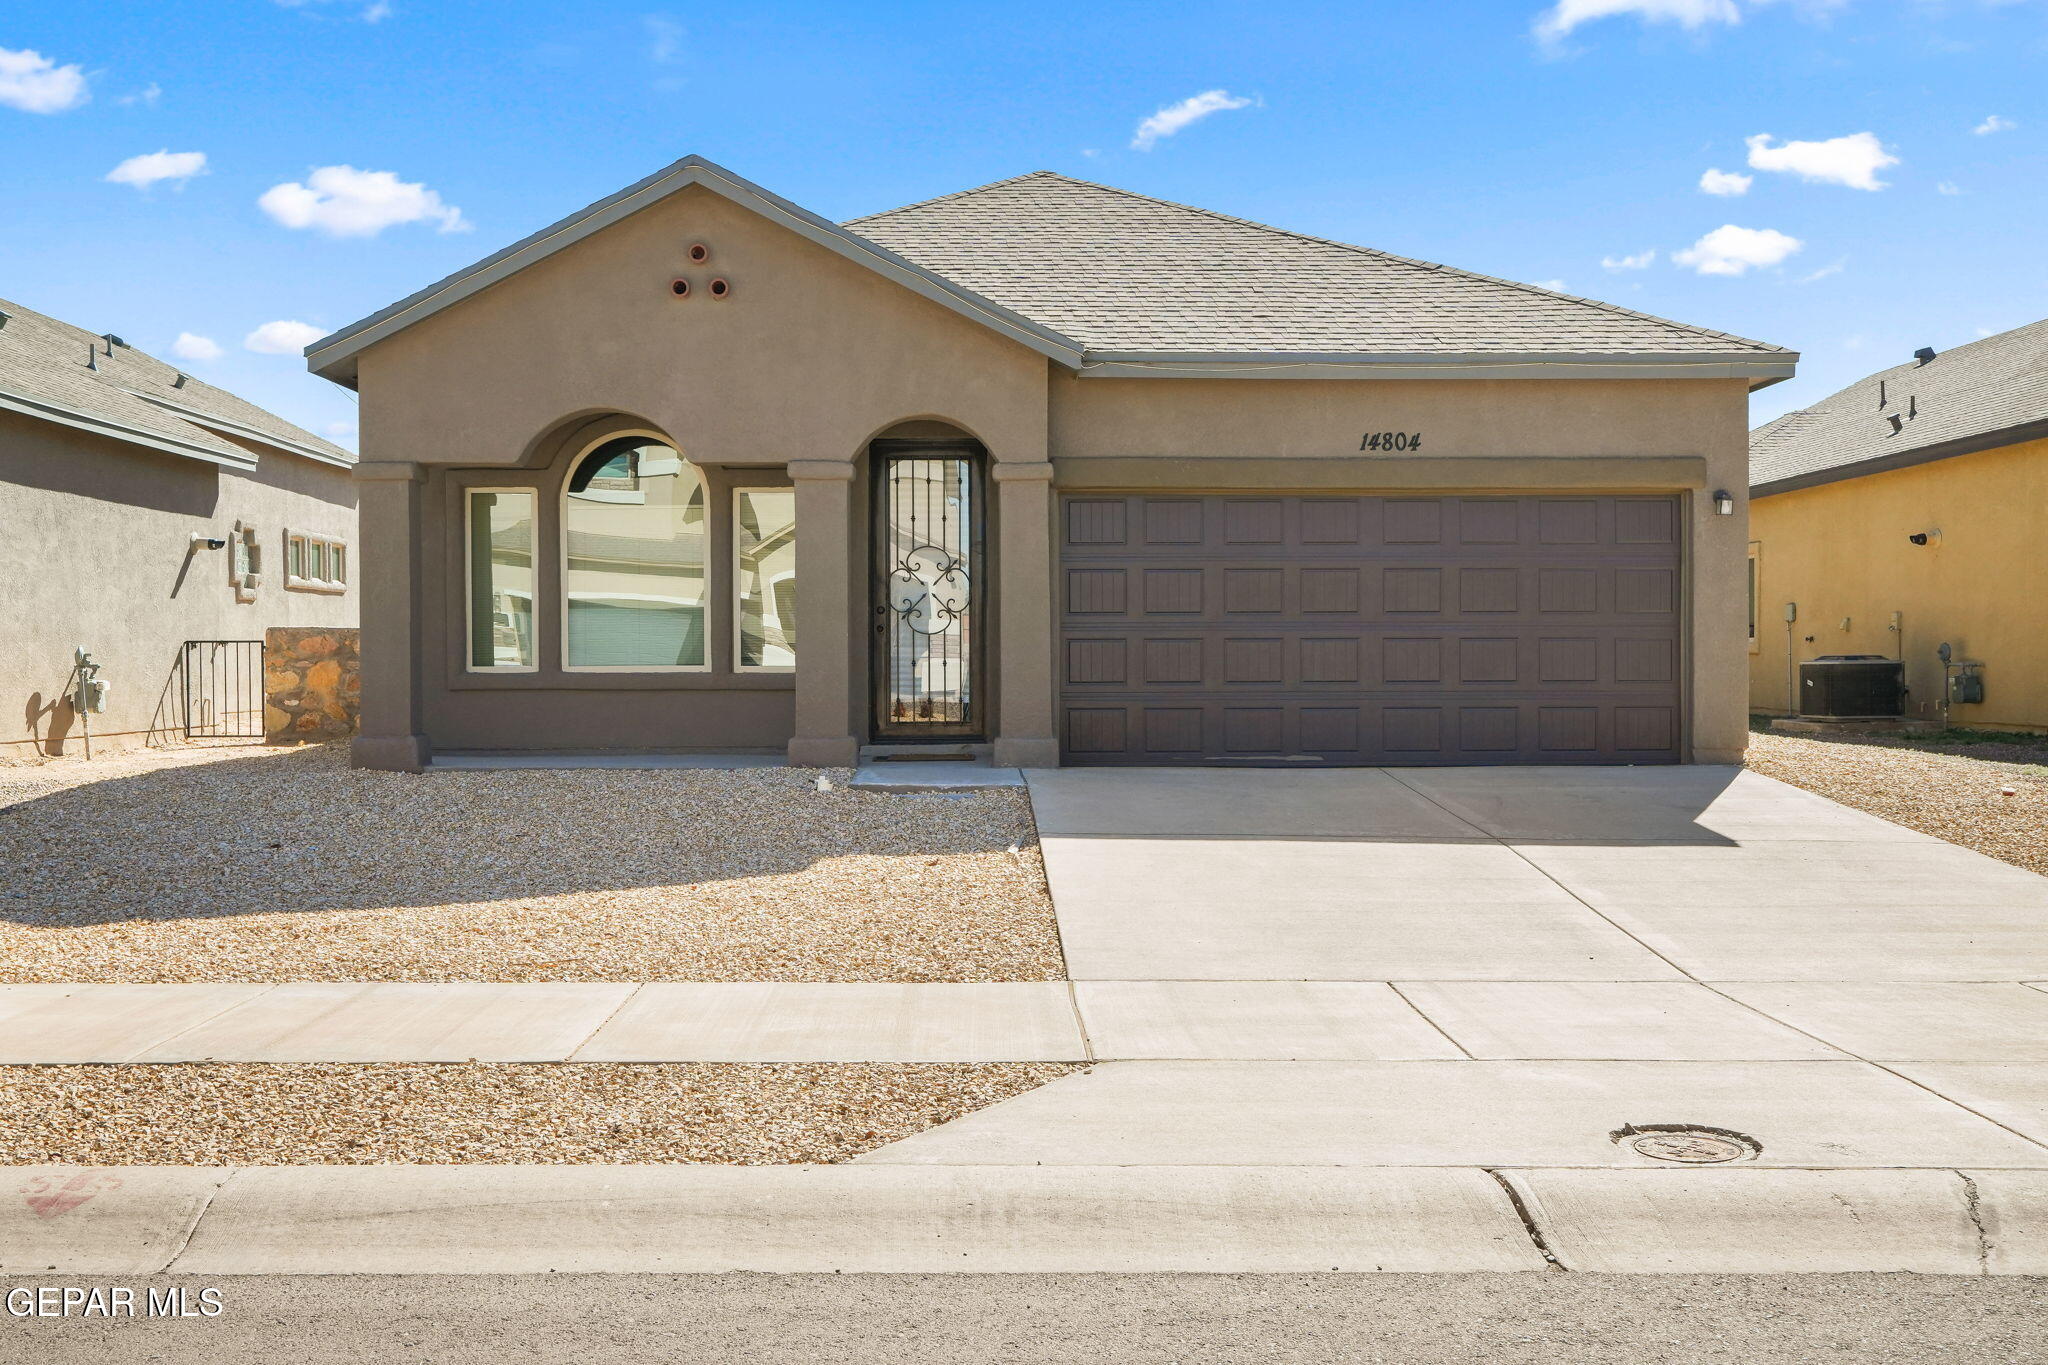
xmin=1623 ymin=1128 xmax=1758 ymax=1164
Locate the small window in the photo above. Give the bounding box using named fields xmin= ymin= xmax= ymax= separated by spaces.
xmin=231 ymin=522 xmax=261 ymax=602
xmin=285 ymin=530 xmax=349 ymax=594
xmin=1747 ymin=543 xmax=1762 ymax=653
xmin=563 ymin=437 xmax=706 ymax=670
xmin=734 ymin=487 xmax=796 ymax=671
xmin=468 ymin=490 xmax=537 ymax=670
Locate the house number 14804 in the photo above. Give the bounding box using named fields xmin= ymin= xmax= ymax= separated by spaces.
xmin=1360 ymin=431 xmax=1422 ymax=451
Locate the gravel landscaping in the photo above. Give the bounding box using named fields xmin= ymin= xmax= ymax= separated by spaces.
xmin=0 ymin=745 xmax=1065 ymax=983
xmin=0 ymin=1062 xmax=1080 ymax=1165
xmin=1746 ymin=722 xmax=2048 ymax=876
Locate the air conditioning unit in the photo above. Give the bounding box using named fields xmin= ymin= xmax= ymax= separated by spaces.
xmin=1798 ymin=655 xmax=1906 ymax=718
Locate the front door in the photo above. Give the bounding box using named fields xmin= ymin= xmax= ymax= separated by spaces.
xmin=871 ymin=441 xmax=985 ymax=739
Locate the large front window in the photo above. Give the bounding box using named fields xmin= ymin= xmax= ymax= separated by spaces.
xmin=467 ymin=490 xmax=535 ymax=670
xmin=562 ymin=438 xmax=707 ymax=670
xmin=735 ymin=487 xmax=797 ymax=671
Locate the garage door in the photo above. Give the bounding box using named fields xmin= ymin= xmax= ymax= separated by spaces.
xmin=1058 ymin=494 xmax=1682 ymax=766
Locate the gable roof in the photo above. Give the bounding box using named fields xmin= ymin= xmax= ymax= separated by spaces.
xmin=1751 ymin=318 xmax=2048 ymax=496
xmin=306 ymin=156 xmax=1084 ymax=387
xmin=308 ymin=155 xmax=1796 ymax=388
xmin=850 ymin=170 xmax=1794 ymax=381
xmin=0 ymin=295 xmax=352 ymax=470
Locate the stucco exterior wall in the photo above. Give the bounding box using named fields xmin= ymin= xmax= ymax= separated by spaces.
xmin=0 ymin=408 xmax=359 ymax=760
xmin=1748 ymin=436 xmax=2048 ymax=731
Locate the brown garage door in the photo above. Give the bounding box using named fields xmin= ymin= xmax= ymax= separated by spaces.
xmin=1058 ymin=494 xmax=1682 ymax=766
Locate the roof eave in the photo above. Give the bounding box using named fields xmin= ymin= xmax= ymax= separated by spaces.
xmin=125 ymin=390 xmax=354 ymax=467
xmin=304 ymin=155 xmax=1087 ymax=388
xmin=1075 ymin=351 xmax=1799 ymax=384
xmin=1752 ymin=413 xmax=2048 ymax=498
xmin=0 ymin=385 xmax=260 ymax=470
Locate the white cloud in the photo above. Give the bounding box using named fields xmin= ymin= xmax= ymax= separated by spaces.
xmin=244 ymin=320 xmax=329 ymax=355
xmin=0 ymin=46 xmax=89 ymax=114
xmin=170 ymin=332 xmax=225 ymax=362
xmin=117 ymin=82 xmax=163 ymax=108
xmin=1131 ymin=89 xmax=1254 ymax=151
xmin=646 ymin=15 xmax=684 ymax=62
xmin=1974 ymin=114 xmax=2015 ymax=136
xmin=1601 ymin=249 xmax=1656 ymax=270
xmin=364 ymin=1 xmax=393 ymax=19
xmin=1937 ymin=181 xmax=1962 ymax=196
xmin=1794 ymin=259 xmax=1844 ymax=283
xmin=1745 ymin=131 xmax=1896 ymax=190
xmin=1534 ymin=279 xmax=1568 ymax=292
xmin=1535 ymin=0 xmax=1739 ymax=42
xmin=1672 ymin=224 xmax=1803 ymax=276
xmin=1699 ymin=167 xmax=1752 ymax=196
xmin=105 ymin=149 xmax=208 ymax=191
xmin=325 ymin=420 xmax=359 ymax=439
xmin=258 ymin=165 xmax=470 ymax=237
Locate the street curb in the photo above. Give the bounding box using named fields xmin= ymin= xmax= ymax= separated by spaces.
xmin=3 ymin=1165 xmax=2045 ymax=1275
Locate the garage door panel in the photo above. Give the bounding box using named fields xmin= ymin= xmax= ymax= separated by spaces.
xmin=1059 ymin=494 xmax=1682 ymax=766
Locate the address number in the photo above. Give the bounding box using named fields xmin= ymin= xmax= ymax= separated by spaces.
xmin=1359 ymin=432 xmax=1422 ymax=451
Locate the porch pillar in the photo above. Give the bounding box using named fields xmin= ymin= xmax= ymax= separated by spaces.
xmin=350 ymin=461 xmax=430 ymax=772
xmin=786 ymin=459 xmax=861 ymax=767
xmin=991 ymin=460 xmax=1060 ymax=768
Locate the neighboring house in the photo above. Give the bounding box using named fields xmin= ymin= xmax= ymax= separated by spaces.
xmin=1749 ymin=320 xmax=2048 ymax=731
xmin=1 ymin=296 xmax=357 ymax=760
xmin=307 ymin=156 xmax=1794 ymax=772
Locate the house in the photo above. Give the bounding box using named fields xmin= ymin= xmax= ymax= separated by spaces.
xmin=307 ymin=156 xmax=1794 ymax=772
xmin=0 ymin=296 xmax=357 ymax=760
xmin=1748 ymin=320 xmax=2048 ymax=731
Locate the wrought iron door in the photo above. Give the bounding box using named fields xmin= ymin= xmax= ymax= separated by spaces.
xmin=872 ymin=443 xmax=984 ymax=738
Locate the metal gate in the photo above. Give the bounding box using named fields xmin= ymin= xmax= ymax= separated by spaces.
xmin=182 ymin=639 xmax=265 ymax=739
xmin=871 ymin=441 xmax=985 ymax=739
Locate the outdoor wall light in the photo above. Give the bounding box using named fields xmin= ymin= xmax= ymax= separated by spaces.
xmin=1712 ymin=490 xmax=1735 ymax=516
xmin=190 ymin=532 xmax=227 ymax=551
xmin=1908 ymin=529 xmax=1941 ymax=547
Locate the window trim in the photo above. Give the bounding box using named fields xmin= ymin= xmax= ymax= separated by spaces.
xmin=464 ymin=486 xmax=540 ymax=673
xmin=559 ymin=432 xmax=711 ymax=675
xmin=731 ymin=484 xmax=797 ymax=674
xmin=285 ymin=528 xmax=350 ymax=594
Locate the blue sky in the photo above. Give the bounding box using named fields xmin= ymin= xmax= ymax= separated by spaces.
xmin=4 ymin=0 xmax=2042 ymax=448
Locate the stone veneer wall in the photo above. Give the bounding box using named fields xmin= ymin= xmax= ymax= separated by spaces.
xmin=264 ymin=627 xmax=361 ymax=744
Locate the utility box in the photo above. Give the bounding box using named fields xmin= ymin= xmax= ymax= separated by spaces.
xmin=1799 ymin=655 xmax=1906 ymax=718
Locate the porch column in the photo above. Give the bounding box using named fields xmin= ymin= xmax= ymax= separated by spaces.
xmin=786 ymin=459 xmax=861 ymax=767
xmin=350 ymin=461 xmax=430 ymax=772
xmin=991 ymin=460 xmax=1060 ymax=768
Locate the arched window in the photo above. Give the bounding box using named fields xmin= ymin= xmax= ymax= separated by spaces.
xmin=562 ymin=436 xmax=707 ymax=670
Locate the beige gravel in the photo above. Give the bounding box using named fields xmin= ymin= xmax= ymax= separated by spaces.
xmin=1746 ymin=725 xmax=2048 ymax=876
xmin=0 ymin=1062 xmax=1080 ymax=1165
xmin=0 ymin=744 xmax=1065 ymax=983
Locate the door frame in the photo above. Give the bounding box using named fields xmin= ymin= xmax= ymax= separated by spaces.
xmin=868 ymin=438 xmax=989 ymax=741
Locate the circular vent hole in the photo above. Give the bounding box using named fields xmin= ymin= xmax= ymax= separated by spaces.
xmin=669 ymin=278 xmax=691 ymax=298
xmin=708 ymin=277 xmax=730 ymax=299
xmin=688 ymin=243 xmax=710 ymax=263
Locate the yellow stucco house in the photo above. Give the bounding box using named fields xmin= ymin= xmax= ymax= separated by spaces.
xmin=1748 ymin=319 xmax=2048 ymax=731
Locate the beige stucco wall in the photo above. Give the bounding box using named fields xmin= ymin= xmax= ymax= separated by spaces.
xmin=341 ymin=180 xmax=1758 ymax=766
xmin=0 ymin=408 xmax=358 ymax=760
xmin=1748 ymin=437 xmax=2048 ymax=730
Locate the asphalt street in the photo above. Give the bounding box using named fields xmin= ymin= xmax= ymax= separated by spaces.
xmin=6 ymin=1273 xmax=2046 ymax=1364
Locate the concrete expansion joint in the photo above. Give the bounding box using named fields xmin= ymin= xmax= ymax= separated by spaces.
xmin=1483 ymin=1169 xmax=1565 ymax=1271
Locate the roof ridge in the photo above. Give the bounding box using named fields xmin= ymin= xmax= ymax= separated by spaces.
xmin=843 ymin=169 xmax=1067 ymax=226
xmin=856 ymin=169 xmax=1788 ymax=356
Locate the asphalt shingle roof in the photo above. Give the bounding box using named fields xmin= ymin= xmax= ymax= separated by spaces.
xmin=1751 ymin=318 xmax=2048 ymax=494
xmin=847 ymin=171 xmax=1789 ymax=359
xmin=0 ymin=295 xmax=351 ymax=468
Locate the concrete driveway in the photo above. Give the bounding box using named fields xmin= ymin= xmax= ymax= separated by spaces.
xmin=851 ymin=765 xmax=2048 ymax=1265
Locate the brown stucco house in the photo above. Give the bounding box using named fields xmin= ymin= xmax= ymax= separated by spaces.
xmin=2 ymin=296 xmax=357 ymax=760
xmin=307 ymin=156 xmax=1794 ymax=772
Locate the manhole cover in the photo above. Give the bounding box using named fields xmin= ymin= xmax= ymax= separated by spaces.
xmin=1613 ymin=1124 xmax=1760 ymax=1164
